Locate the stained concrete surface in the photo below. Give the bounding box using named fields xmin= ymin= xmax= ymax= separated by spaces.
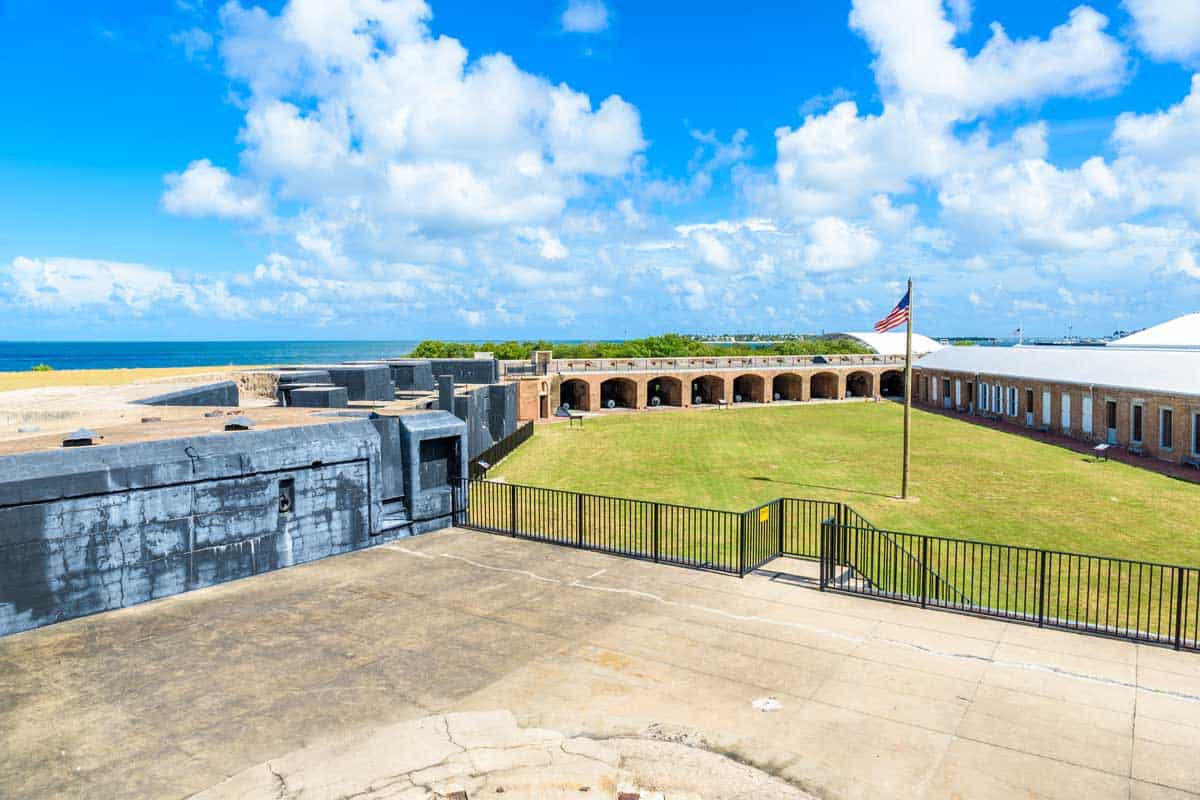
xmin=2 ymin=530 xmax=1199 ymax=799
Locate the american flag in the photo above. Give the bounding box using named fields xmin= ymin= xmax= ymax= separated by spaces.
xmin=874 ymin=289 xmax=910 ymax=333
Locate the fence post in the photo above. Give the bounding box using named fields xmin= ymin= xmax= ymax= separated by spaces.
xmin=450 ymin=479 xmax=459 ymax=527
xmin=1037 ymin=549 xmax=1047 ymax=627
xmin=776 ymin=500 xmax=785 ymax=556
xmin=1175 ymin=566 xmax=1186 ymax=651
xmin=653 ymin=502 xmax=661 ymax=563
xmin=920 ymin=535 xmax=928 ymax=608
xmin=576 ymin=492 xmax=584 ymax=548
xmin=738 ymin=513 xmax=746 ymax=577
xmin=509 ymin=482 xmax=518 ymax=537
xmin=819 ymin=519 xmax=829 ymax=590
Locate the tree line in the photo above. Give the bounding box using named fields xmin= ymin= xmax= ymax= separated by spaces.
xmin=409 ymin=333 xmax=872 ymax=360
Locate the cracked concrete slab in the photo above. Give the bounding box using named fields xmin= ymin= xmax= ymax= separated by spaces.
xmin=2 ymin=530 xmax=1199 ymax=799
xmin=192 ymin=710 xmax=811 ymax=800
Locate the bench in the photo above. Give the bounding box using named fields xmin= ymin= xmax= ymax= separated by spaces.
xmin=1092 ymin=443 xmax=1110 ymax=462
xmin=568 ymin=413 xmax=584 ymax=428
xmin=1182 ymin=456 xmax=1200 ymax=470
xmin=716 ymin=399 xmax=728 ymax=410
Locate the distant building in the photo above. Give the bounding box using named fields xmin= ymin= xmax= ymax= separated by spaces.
xmin=914 ymin=345 xmax=1200 ymax=465
xmin=1107 ymin=312 xmax=1200 ymax=350
xmin=823 ymin=331 xmax=944 ymax=357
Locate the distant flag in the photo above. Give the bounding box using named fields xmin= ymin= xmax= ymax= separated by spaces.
xmin=874 ymin=289 xmax=910 ymax=333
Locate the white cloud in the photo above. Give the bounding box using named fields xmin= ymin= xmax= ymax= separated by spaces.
xmin=849 ymin=0 xmax=1126 ymax=117
xmin=1124 ymin=0 xmax=1200 ymax=65
xmin=803 ymin=217 xmax=881 ymax=271
xmin=170 ymin=27 xmax=213 ymax=60
xmin=191 ymin=0 xmax=644 ymax=237
xmin=7 ymin=257 xmax=249 ymax=318
xmin=561 ymin=0 xmax=609 ymax=33
xmin=690 ymin=231 xmax=737 ymax=271
xmin=945 ymin=0 xmax=972 ymax=32
xmin=162 ymin=159 xmax=268 ymax=219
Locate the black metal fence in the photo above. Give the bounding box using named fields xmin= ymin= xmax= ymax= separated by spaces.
xmin=469 ymin=420 xmax=535 ymax=479
xmin=820 ymin=521 xmax=1199 ymax=650
xmin=453 ymin=479 xmax=833 ymax=576
xmin=452 ymin=478 xmax=1200 ymax=651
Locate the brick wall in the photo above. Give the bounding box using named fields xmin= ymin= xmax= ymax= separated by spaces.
xmin=914 ymin=366 xmax=1200 ymax=465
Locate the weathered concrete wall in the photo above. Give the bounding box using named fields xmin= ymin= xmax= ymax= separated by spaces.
xmin=0 ymin=416 xmax=470 ymax=638
xmin=322 ymin=365 xmax=396 ymax=402
xmin=453 ymin=386 xmax=495 ymax=459
xmin=136 ymin=381 xmax=239 ymax=407
xmin=487 ymin=383 xmax=518 ymax=442
xmin=427 ymin=358 xmax=499 ymax=385
xmin=289 ymin=386 xmax=349 ymax=408
xmin=387 ymin=360 xmax=436 ymax=392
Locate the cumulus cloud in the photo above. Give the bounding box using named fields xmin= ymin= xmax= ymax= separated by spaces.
xmin=169 ymin=0 xmax=643 ymax=237
xmin=7 ymin=257 xmax=249 ymax=318
xmin=162 ymin=159 xmax=268 ymax=219
xmin=849 ymin=0 xmax=1126 ymax=117
xmin=1124 ymin=0 xmax=1200 ymax=65
xmin=561 ymin=0 xmax=609 ymax=33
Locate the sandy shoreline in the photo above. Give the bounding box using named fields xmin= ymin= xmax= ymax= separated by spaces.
xmin=0 ymin=365 xmax=261 ymax=392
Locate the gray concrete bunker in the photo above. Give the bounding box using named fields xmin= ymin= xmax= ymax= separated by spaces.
xmin=0 ymin=411 xmax=467 ymax=637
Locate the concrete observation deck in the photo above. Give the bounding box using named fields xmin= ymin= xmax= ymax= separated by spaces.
xmin=2 ymin=529 xmax=1197 ymax=799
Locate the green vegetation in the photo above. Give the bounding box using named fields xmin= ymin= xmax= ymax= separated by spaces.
xmin=495 ymin=402 xmax=1200 ymax=567
xmin=409 ymin=333 xmax=872 ymax=360
xmin=30 ymin=363 xmax=54 ymax=371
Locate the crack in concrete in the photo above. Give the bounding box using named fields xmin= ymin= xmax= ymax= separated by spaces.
xmin=265 ymin=761 xmax=288 ymax=800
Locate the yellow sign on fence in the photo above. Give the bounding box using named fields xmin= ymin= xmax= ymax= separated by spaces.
xmin=759 ymin=506 xmax=770 ymax=523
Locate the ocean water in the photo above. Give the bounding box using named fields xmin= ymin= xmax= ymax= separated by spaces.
xmin=0 ymin=341 xmax=425 ymax=372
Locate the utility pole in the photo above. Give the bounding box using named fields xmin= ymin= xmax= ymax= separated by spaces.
xmin=902 ymin=277 xmax=913 ymax=500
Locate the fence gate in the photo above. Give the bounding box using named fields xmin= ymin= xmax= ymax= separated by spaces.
xmin=742 ymin=499 xmax=784 ymax=573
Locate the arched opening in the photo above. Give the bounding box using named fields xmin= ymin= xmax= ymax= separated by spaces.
xmin=772 ymin=373 xmax=804 ymax=401
xmin=559 ymin=378 xmax=591 ymax=411
xmin=880 ymin=370 xmax=904 ymax=398
xmin=691 ymin=375 xmax=725 ymax=405
xmin=811 ymin=372 xmax=839 ymax=400
xmin=846 ymin=371 xmax=873 ymax=398
xmin=599 ymin=377 xmax=636 ymax=409
xmin=646 ymin=376 xmax=682 ymax=407
xmin=732 ymin=374 xmax=765 ymax=403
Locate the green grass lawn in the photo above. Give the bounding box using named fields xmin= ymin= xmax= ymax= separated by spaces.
xmin=493 ymin=402 xmax=1200 ymax=568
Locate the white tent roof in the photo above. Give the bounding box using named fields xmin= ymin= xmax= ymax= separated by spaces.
xmin=836 ymin=332 xmax=944 ymax=357
xmin=1108 ymin=313 xmax=1200 ymax=349
xmin=916 ymin=345 xmax=1200 ymax=397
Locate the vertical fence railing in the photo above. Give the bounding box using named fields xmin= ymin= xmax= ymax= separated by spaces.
xmin=455 ymin=477 xmax=1199 ymax=651
xmin=820 ymin=523 xmax=1199 ymax=651
xmin=469 ymin=420 xmax=535 ymax=479
xmin=456 ymin=478 xmax=744 ymax=575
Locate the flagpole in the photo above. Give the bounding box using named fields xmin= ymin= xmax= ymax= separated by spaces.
xmin=901 ymin=277 xmax=913 ymax=500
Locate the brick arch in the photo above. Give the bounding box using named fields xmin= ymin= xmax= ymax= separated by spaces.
xmin=846 ymin=371 xmax=874 ymax=398
xmin=733 ymin=374 xmax=766 ymax=403
xmin=646 ymin=375 xmax=683 ymax=407
xmin=772 ymin=372 xmax=804 ymax=401
xmin=811 ymin=371 xmax=839 ymax=399
xmin=559 ymin=378 xmax=591 ymax=411
xmin=690 ymin=374 xmax=725 ymax=405
xmin=880 ymin=369 xmax=904 ymax=398
xmin=599 ymin=377 xmax=637 ymax=409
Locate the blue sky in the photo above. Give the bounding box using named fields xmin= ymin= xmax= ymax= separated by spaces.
xmin=1 ymin=0 xmax=1199 ymax=340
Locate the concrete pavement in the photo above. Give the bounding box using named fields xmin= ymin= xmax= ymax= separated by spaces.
xmin=1 ymin=529 xmax=1198 ymax=799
